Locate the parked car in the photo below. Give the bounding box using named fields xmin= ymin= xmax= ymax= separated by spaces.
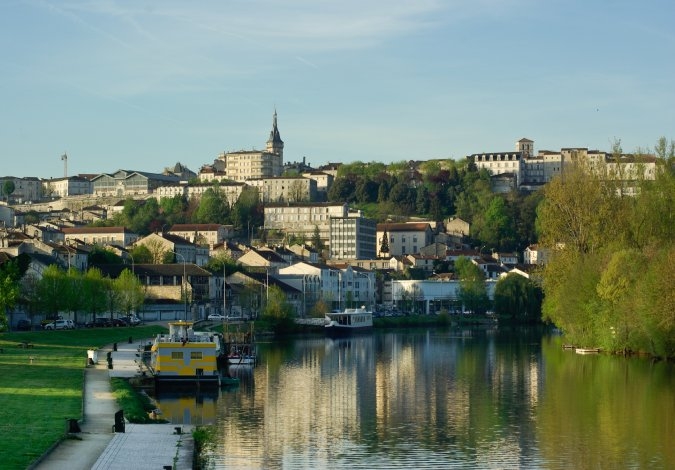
xmin=16 ymin=319 xmax=32 ymax=331
xmin=44 ymin=319 xmax=75 ymax=330
xmin=86 ymin=317 xmax=112 ymax=328
xmin=111 ymin=318 xmax=128 ymax=327
xmin=207 ymin=314 xmax=226 ymax=321
xmin=125 ymin=314 xmax=141 ymax=326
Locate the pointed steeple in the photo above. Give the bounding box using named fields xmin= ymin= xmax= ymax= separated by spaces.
xmin=266 ymin=109 xmax=284 ymax=158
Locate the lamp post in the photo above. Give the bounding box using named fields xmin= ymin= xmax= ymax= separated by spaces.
xmin=354 ymin=271 xmax=373 ymax=310
xmin=171 ymin=251 xmax=188 ymax=321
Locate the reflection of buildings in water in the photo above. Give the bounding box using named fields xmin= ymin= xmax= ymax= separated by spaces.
xmin=218 ymin=335 xmax=377 ymax=465
xmin=214 ymin=331 xmax=548 ymax=467
xmin=154 ymin=391 xmax=219 ymax=425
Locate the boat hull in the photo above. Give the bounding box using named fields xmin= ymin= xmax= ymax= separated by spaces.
xmin=325 ymin=307 xmax=373 ymax=337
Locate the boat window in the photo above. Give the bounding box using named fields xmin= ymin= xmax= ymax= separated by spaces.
xmin=171 ymin=352 xmax=184 ymax=359
xmin=191 ymin=352 xmax=203 ymax=359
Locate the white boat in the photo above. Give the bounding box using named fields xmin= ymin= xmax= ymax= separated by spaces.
xmin=325 ymin=306 xmax=373 ymax=336
xmin=575 ymin=347 xmax=601 ymax=355
xmin=149 ymin=321 xmax=223 ymax=387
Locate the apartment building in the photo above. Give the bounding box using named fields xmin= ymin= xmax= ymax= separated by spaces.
xmin=43 ymin=176 xmax=92 ymax=198
xmin=61 ymin=226 xmax=139 ymax=248
xmin=0 ymin=176 xmax=43 ymax=203
xmin=245 ymin=176 xmax=317 ymax=203
xmin=168 ymin=223 xmax=235 ymax=247
xmin=212 ymin=111 xmax=284 ymax=182
xmin=264 ymin=202 xmax=349 ymax=245
xmin=376 ymin=222 xmax=434 ymax=257
xmin=329 ymin=215 xmax=377 ymax=260
xmin=469 ymin=138 xmax=658 ymax=192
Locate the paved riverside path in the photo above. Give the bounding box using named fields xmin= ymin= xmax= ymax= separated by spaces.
xmin=30 ymin=339 xmax=193 ymax=470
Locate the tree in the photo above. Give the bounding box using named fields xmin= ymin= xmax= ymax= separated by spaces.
xmin=494 ymin=273 xmax=542 ymax=323
xmin=2 ymin=180 xmax=15 ymax=202
xmin=536 ymin=163 xmax=621 ymax=255
xmin=81 ymin=268 xmax=108 ymax=323
xmin=130 ymin=244 xmax=154 ymax=264
xmin=311 ymin=225 xmax=324 ymax=253
xmin=193 ymin=188 xmax=229 ymax=224
xmin=454 ymin=256 xmax=490 ymax=314
xmin=88 ymin=246 xmax=123 ymax=265
xmin=64 ymin=268 xmax=87 ymax=325
xmin=288 ymin=180 xmax=307 ymax=203
xmin=36 ymin=265 xmax=68 ymax=320
xmin=231 ymin=187 xmax=261 ymax=233
xmin=379 ymin=230 xmax=390 ymax=257
xmin=262 ymin=285 xmax=295 ymax=333
xmin=114 ymin=269 xmax=145 ymax=317
xmin=479 ymin=196 xmax=515 ymax=250
xmin=140 ymin=239 xmax=169 ymax=264
xmin=0 ymin=260 xmax=20 ymax=331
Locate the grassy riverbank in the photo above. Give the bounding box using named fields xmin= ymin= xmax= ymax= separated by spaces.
xmin=0 ymin=325 xmax=165 ymax=469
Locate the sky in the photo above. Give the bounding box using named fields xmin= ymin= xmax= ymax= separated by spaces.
xmin=1 ymin=0 xmax=674 ymax=179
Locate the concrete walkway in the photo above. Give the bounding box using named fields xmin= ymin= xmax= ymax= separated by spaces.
xmin=29 ymin=340 xmax=193 ymax=470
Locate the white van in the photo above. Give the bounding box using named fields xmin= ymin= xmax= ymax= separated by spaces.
xmin=45 ymin=319 xmax=75 ymax=330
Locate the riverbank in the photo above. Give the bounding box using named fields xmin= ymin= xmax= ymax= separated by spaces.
xmin=0 ymin=326 xmax=179 ymax=468
xmin=29 ymin=338 xmax=193 ymax=470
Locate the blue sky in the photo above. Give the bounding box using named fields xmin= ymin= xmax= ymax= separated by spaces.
xmin=1 ymin=0 xmax=674 ymax=178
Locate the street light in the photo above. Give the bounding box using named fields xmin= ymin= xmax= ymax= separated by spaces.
xmin=354 ymin=271 xmax=373 ymax=311
xmin=170 ymin=251 xmax=188 ymax=321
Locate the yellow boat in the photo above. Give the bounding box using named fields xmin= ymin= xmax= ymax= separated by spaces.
xmin=149 ymin=321 xmax=222 ymax=387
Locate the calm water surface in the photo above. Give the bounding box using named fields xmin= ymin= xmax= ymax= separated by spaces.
xmin=154 ymin=328 xmax=675 ymax=469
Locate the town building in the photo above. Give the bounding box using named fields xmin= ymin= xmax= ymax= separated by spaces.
xmin=211 ymin=111 xmax=284 ymax=182
xmin=133 ymin=232 xmax=209 ymax=266
xmin=43 ymin=176 xmax=92 ymax=198
xmin=376 ymin=222 xmax=434 ymax=257
xmin=245 ymin=176 xmax=317 ymax=203
xmin=264 ymin=202 xmax=350 ymax=246
xmin=61 ymin=226 xmax=139 ymax=248
xmin=469 ymin=138 xmax=658 ymax=193
xmin=168 ymin=223 xmax=235 ymax=247
xmin=329 ymin=215 xmax=377 ymax=260
xmin=0 ymin=176 xmax=43 ymax=203
xmin=91 ymin=170 xmax=180 ymax=197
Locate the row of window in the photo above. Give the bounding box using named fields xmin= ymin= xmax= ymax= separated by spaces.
xmin=171 ymin=351 xmax=203 ymax=359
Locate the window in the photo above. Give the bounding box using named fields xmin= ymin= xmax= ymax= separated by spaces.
xmin=171 ymin=352 xmax=184 ymax=359
xmin=190 ymin=352 xmax=203 ymax=359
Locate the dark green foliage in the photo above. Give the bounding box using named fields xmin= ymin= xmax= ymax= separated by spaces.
xmin=88 ymin=246 xmax=123 ymax=264
xmin=494 ymin=273 xmax=542 ymax=323
xmin=539 ymin=153 xmax=675 ymax=357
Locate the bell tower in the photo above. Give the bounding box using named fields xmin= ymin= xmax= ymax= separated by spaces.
xmin=266 ymin=110 xmax=284 ymax=159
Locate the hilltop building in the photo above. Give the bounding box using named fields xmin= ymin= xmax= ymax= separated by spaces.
xmin=469 ymin=138 xmax=658 ymax=193
xmin=209 ymin=111 xmax=284 ymax=182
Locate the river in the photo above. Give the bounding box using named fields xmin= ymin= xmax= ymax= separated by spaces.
xmin=153 ymin=327 xmax=675 ymax=469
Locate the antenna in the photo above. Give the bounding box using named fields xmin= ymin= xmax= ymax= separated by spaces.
xmin=61 ymin=153 xmax=68 ymax=178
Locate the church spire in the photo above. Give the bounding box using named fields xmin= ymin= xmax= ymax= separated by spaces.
xmin=266 ymin=109 xmax=284 ymax=157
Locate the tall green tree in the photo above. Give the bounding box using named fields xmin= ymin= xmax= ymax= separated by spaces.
xmin=454 ymin=256 xmax=490 ymax=314
xmin=2 ymin=180 xmax=15 ymax=202
xmin=0 ymin=260 xmax=20 ymax=331
xmin=494 ymin=273 xmax=542 ymax=323
xmin=36 ymin=265 xmax=68 ymax=320
xmin=81 ymin=268 xmax=108 ymax=323
xmin=114 ymin=269 xmax=145 ymax=317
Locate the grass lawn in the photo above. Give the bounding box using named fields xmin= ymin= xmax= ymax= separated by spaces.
xmin=0 ymin=325 xmax=166 ymax=469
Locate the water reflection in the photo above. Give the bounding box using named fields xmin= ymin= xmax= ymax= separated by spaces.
xmin=153 ymin=390 xmax=219 ymax=425
xmin=154 ymin=328 xmax=675 ymax=469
